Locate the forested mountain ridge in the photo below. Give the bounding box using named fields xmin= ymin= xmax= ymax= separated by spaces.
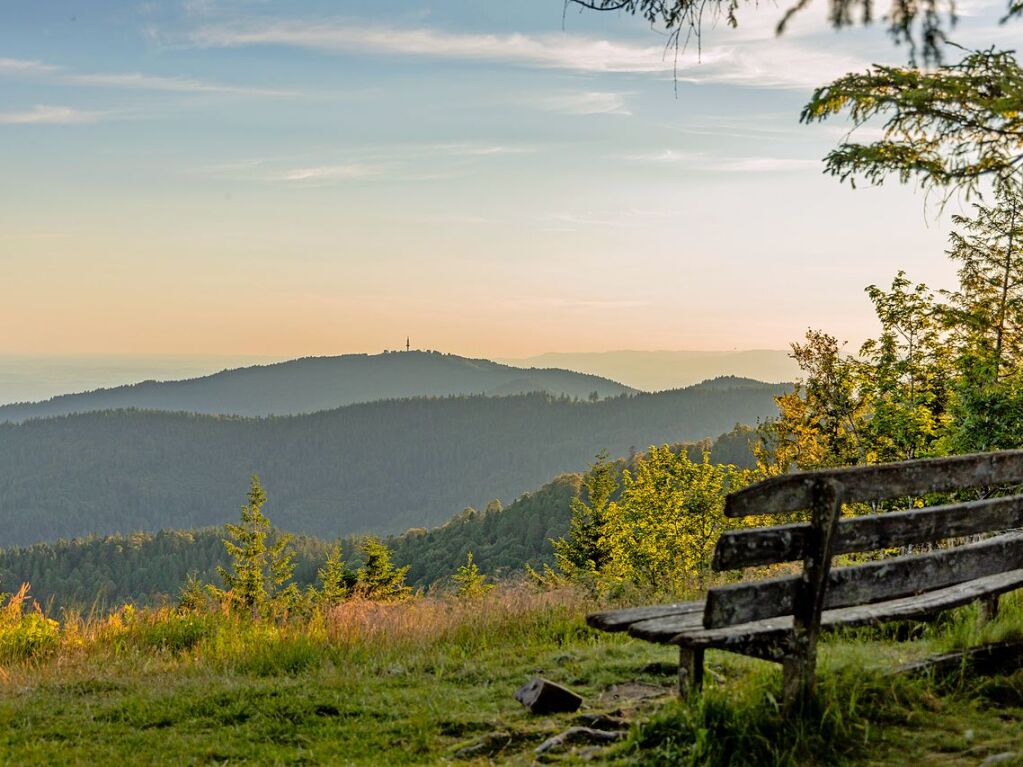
xmin=0 ymin=351 xmax=635 ymax=422
xmin=0 ymin=429 xmax=755 ymax=610
xmin=0 ymin=378 xmax=785 ymax=547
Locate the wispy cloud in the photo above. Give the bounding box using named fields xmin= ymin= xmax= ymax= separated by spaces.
xmin=683 ymin=43 xmax=869 ymax=89
xmin=430 ymin=143 xmax=536 ymax=157
xmin=63 ymin=71 xmax=290 ymax=96
xmin=624 ymin=149 xmax=820 ymax=173
xmin=0 ymin=58 xmax=59 ymax=75
xmin=718 ymin=157 xmax=821 ymax=172
xmin=272 ymin=163 xmax=387 ymax=183
xmin=190 ymin=19 xmax=870 ymax=89
xmin=195 ymin=142 xmax=537 ymax=186
xmin=0 ymin=105 xmax=107 ymax=125
xmin=540 ymin=91 xmax=632 ymax=116
xmin=191 ymin=20 xmax=704 ymax=74
xmin=0 ymin=56 xmax=292 ymax=96
xmin=625 ymin=149 xmax=704 ymax=163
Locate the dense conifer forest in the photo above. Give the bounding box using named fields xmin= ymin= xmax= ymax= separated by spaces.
xmin=0 ymin=377 xmax=783 ymax=547
xmin=0 ymin=429 xmax=754 ymax=609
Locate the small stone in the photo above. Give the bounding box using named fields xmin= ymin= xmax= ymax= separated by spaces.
xmin=534 ymin=726 xmax=625 ymax=755
xmin=515 ymin=677 xmax=583 ymax=714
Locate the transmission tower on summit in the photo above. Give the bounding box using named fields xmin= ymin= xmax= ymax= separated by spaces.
xmin=406 ymin=337 xmax=410 ymax=352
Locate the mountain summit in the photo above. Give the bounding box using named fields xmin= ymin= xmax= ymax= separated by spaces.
xmin=0 ymin=351 xmax=635 ymax=422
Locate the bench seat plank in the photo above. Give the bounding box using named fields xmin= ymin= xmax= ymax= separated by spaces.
xmin=705 ymin=531 xmax=1023 ymax=628
xmin=714 ymin=494 xmax=1023 ymax=571
xmin=586 ymin=601 xmax=703 ymax=632
xmin=725 ymin=449 xmax=1023 ymax=517
xmin=612 ymin=568 xmax=1023 ymax=653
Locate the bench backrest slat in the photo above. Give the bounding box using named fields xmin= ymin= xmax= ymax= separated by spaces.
xmin=725 ymin=450 xmax=1023 ymax=518
xmin=713 ymin=494 xmax=1023 ymax=571
xmin=704 ymin=531 xmax=1023 ymax=629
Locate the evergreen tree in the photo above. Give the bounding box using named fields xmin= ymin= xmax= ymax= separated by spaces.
xmin=177 ymin=571 xmax=210 ymax=612
xmin=552 ymin=450 xmax=618 ymax=577
xmin=452 ymin=551 xmax=493 ymax=599
xmin=803 ymin=49 xmax=1023 ymax=199
xmin=216 ymin=475 xmax=296 ymax=618
xmin=944 ymin=188 xmax=1023 ymax=380
xmin=355 ymin=537 xmax=411 ymax=601
xmin=942 ymin=188 xmax=1023 ymax=451
xmin=316 ymin=544 xmax=351 ymax=605
xmin=756 ymin=331 xmax=868 ymax=473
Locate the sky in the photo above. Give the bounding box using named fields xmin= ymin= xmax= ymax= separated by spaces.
xmin=1 ymin=0 xmax=1017 ymax=359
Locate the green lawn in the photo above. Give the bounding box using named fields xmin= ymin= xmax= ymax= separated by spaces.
xmin=2 ymin=591 xmax=1022 ymax=765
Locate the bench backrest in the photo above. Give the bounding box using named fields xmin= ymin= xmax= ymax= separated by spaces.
xmin=704 ymin=450 xmax=1023 ymax=630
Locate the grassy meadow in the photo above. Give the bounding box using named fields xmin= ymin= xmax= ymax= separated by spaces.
xmin=2 ymin=582 xmax=1023 ymax=766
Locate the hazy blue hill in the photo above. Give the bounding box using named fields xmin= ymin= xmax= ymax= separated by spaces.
xmin=0 ymin=380 xmax=785 ymax=547
xmin=503 ymin=350 xmax=799 ymax=392
xmin=0 ymin=351 xmax=635 ymax=423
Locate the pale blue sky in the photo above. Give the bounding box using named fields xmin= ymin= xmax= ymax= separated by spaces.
xmin=0 ymin=0 xmax=1014 ymax=357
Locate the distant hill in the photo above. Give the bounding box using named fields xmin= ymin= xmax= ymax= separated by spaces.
xmin=0 ymin=354 xmax=283 ymax=408
xmin=0 ymin=351 xmax=635 ymax=423
xmin=502 ymin=350 xmax=798 ymax=392
xmin=0 ymin=378 xmax=785 ymax=547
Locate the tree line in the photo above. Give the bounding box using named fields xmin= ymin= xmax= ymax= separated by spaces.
xmin=0 ymin=380 xmax=785 ymax=548
xmin=0 ymin=427 xmax=756 ymax=611
xmin=542 ymin=190 xmax=1023 ymax=596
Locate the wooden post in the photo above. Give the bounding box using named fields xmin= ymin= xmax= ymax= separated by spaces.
xmin=981 ymin=593 xmax=1001 ymax=623
xmin=678 ymin=647 xmax=704 ymax=696
xmin=784 ymin=478 xmax=843 ymax=713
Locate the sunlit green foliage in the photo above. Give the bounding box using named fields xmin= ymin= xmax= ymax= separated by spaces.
xmin=0 ymin=584 xmax=59 ymax=665
xmin=760 ymin=189 xmax=1023 ymax=472
xmin=355 ymin=538 xmax=412 ymax=602
xmin=604 ymin=448 xmax=755 ymax=592
xmin=451 ymin=551 xmax=494 ymax=598
xmin=316 ymin=544 xmax=353 ymax=606
xmin=551 ymin=448 xmax=757 ymax=596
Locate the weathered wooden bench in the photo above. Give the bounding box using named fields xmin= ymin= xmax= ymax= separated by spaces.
xmin=587 ymin=450 xmax=1023 ymax=709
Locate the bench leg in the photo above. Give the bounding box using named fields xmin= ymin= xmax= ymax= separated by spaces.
xmin=678 ymin=647 xmax=704 ymax=697
xmin=981 ymin=594 xmax=1001 ymax=623
xmin=782 ymin=654 xmax=814 ymax=713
